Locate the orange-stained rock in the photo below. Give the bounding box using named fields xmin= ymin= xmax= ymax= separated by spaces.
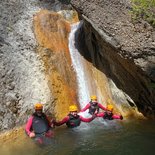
xmin=34 ymin=10 xmax=79 ymax=119
xmin=0 ymin=127 xmax=24 ymax=144
xmin=34 ymin=10 xmax=70 ymax=57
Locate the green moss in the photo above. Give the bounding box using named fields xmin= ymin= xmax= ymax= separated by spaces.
xmin=131 ymin=0 xmax=155 ymax=27
xmin=149 ymin=82 xmax=155 ymax=89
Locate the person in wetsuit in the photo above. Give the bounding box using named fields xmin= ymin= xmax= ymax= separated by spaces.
xmin=54 ymin=105 xmax=95 ymax=128
xmin=96 ymin=104 xmax=123 ymax=120
xmin=80 ymin=95 xmax=107 ymax=115
xmin=25 ymin=103 xmax=54 ymax=144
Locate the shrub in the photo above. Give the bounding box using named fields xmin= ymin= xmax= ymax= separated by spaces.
xmin=131 ymin=0 xmax=155 ymax=27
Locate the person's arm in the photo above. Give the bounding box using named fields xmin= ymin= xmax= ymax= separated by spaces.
xmin=80 ymin=103 xmax=90 ymax=112
xmin=45 ymin=115 xmax=53 ymax=127
xmin=25 ymin=116 xmax=33 ymax=136
xmin=80 ymin=115 xmax=95 ymax=122
xmin=98 ymin=103 xmax=107 ymax=111
xmin=95 ymin=112 xmax=104 ymax=117
xmin=112 ymin=114 xmax=123 ymax=120
xmin=54 ymin=116 xmax=70 ymax=126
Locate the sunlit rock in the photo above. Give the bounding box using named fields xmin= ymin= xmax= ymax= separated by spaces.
xmin=33 ymin=10 xmax=79 ymax=119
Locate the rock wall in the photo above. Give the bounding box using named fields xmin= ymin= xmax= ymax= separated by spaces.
xmin=71 ymin=0 xmax=155 ymax=117
xmin=33 ymin=10 xmax=79 ymax=119
xmin=0 ymin=0 xmax=72 ymax=131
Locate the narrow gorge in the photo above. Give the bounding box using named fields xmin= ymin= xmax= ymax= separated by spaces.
xmin=0 ymin=0 xmax=155 ymax=155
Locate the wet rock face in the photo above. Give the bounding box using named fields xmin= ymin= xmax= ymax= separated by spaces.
xmin=0 ymin=0 xmax=55 ymax=131
xmin=0 ymin=0 xmax=71 ymax=131
xmin=33 ymin=10 xmax=79 ymax=119
xmin=71 ymin=0 xmax=155 ymax=117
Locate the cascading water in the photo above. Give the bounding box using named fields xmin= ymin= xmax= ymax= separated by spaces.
xmin=68 ymin=21 xmax=110 ymax=112
xmin=68 ymin=21 xmax=111 ymax=120
xmin=68 ymin=21 xmax=112 ymax=121
xmin=68 ymin=21 xmax=91 ymax=108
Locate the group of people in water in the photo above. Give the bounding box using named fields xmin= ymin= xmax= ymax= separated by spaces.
xmin=25 ymin=95 xmax=123 ymax=144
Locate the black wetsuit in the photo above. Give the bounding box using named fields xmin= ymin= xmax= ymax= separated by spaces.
xmin=66 ymin=114 xmax=81 ymax=128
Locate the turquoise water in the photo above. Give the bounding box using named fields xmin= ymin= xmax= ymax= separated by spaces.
xmin=1 ymin=118 xmax=155 ymax=155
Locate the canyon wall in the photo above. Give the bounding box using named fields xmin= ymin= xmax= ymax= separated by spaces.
xmin=71 ymin=0 xmax=155 ymax=117
xmin=0 ymin=0 xmax=73 ymax=131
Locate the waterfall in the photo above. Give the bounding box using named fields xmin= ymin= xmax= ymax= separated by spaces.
xmin=68 ymin=21 xmax=109 ymax=111
xmin=68 ymin=22 xmax=90 ymax=108
xmin=68 ymin=21 xmax=108 ymax=112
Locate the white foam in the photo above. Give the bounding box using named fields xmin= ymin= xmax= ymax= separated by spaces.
xmin=68 ymin=22 xmax=90 ymax=107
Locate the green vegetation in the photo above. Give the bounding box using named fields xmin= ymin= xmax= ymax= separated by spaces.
xmin=131 ymin=0 xmax=155 ymax=27
xmin=149 ymin=82 xmax=155 ymax=89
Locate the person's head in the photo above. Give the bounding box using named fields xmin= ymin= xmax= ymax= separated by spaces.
xmin=90 ymin=95 xmax=97 ymax=104
xmin=34 ymin=103 xmax=43 ymax=116
xmin=106 ymin=104 xmax=113 ymax=114
xmin=69 ymin=105 xmax=78 ymax=116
